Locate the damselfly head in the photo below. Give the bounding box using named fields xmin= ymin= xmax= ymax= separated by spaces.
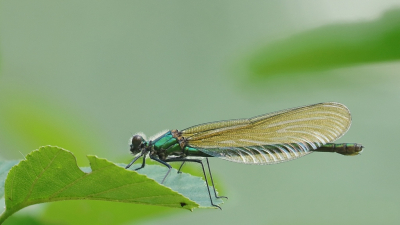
xmin=130 ymin=134 xmax=146 ymax=155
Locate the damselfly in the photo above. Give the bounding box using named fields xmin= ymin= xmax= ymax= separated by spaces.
xmin=125 ymin=102 xmax=363 ymax=209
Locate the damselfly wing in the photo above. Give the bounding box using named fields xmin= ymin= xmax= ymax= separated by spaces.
xmin=182 ymin=102 xmax=353 ymax=164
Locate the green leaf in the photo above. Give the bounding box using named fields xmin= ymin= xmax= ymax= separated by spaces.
xmin=247 ymin=8 xmax=400 ymax=78
xmin=0 ymin=146 xmax=223 ymax=224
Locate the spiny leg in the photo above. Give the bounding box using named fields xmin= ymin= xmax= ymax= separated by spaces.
xmin=177 ymin=161 xmax=185 ymax=173
xmin=125 ymin=152 xmax=143 ymax=169
xmin=177 ymin=159 xmax=226 ymax=199
xmin=134 ymin=154 xmax=147 ymax=171
xmin=149 ymin=155 xmax=172 ymax=184
xmin=206 ymin=158 xmax=228 ymax=199
xmin=165 ymin=158 xmax=222 ymax=210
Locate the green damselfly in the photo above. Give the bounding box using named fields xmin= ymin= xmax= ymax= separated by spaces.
xmin=126 ymin=102 xmax=363 ymax=209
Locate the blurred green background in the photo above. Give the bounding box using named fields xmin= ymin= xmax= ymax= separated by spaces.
xmin=1 ymin=1 xmax=400 ymax=224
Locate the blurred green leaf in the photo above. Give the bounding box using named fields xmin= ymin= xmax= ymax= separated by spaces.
xmin=0 ymin=146 xmax=223 ymax=224
xmin=0 ymin=160 xmax=19 ymax=200
xmin=248 ymin=8 xmax=400 ymax=78
xmin=0 ymin=160 xmax=19 ymax=217
xmin=0 ymin=89 xmax=110 ymax=166
xmin=3 ymin=215 xmax=58 ymax=225
xmin=41 ymin=200 xmax=173 ymax=225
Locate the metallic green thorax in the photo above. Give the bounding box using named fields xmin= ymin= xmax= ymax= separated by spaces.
xmin=151 ymin=130 xmax=210 ymax=160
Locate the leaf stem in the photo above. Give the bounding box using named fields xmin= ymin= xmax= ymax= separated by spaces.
xmin=0 ymin=208 xmax=16 ymax=224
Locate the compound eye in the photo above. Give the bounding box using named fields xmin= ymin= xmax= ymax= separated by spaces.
xmin=131 ymin=135 xmax=143 ymax=148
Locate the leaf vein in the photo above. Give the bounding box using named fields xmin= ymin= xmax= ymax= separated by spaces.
xmin=125 ymin=194 xmax=184 ymax=200
xmin=23 ymin=149 xmax=63 ymax=203
xmin=86 ymin=180 xmax=152 ymax=197
xmin=49 ymin=164 xmax=115 ymax=198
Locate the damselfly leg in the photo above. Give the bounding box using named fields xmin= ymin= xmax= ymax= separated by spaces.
xmin=177 ymin=161 xmax=185 ymax=173
xmin=205 ymin=158 xmax=227 ymax=200
xmin=163 ymin=158 xmax=222 ymax=209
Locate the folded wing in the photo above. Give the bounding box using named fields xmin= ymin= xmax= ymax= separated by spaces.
xmin=181 ymin=102 xmax=351 ymax=164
